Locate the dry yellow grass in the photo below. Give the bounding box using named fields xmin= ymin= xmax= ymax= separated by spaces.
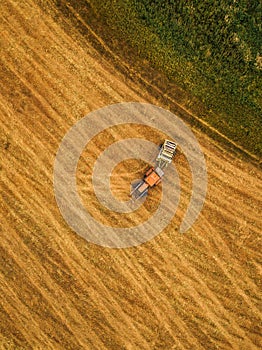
xmin=0 ymin=0 xmax=261 ymax=349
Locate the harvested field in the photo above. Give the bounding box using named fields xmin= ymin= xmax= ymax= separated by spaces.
xmin=0 ymin=1 xmax=261 ymax=349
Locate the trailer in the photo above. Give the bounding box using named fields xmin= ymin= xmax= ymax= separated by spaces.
xmin=156 ymin=140 xmax=177 ymax=169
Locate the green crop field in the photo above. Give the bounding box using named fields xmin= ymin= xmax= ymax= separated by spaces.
xmin=55 ymin=0 xmax=262 ymax=159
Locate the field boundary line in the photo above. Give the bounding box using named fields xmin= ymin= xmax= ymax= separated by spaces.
xmin=64 ymin=2 xmax=260 ymax=165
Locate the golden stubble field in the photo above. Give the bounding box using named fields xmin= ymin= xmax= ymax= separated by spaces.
xmin=0 ymin=0 xmax=261 ymax=349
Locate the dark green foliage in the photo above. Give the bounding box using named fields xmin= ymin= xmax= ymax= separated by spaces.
xmin=90 ymin=0 xmax=262 ymax=157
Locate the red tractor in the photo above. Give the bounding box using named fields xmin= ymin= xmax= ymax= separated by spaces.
xmin=131 ymin=166 xmax=164 ymax=200
xmin=131 ymin=140 xmax=177 ymax=200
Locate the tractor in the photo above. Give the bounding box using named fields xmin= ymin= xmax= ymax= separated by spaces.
xmin=131 ymin=140 xmax=177 ymax=200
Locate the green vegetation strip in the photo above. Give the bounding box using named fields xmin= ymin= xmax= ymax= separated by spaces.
xmin=89 ymin=0 xmax=262 ymax=158
xmin=51 ymin=0 xmax=262 ymax=159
